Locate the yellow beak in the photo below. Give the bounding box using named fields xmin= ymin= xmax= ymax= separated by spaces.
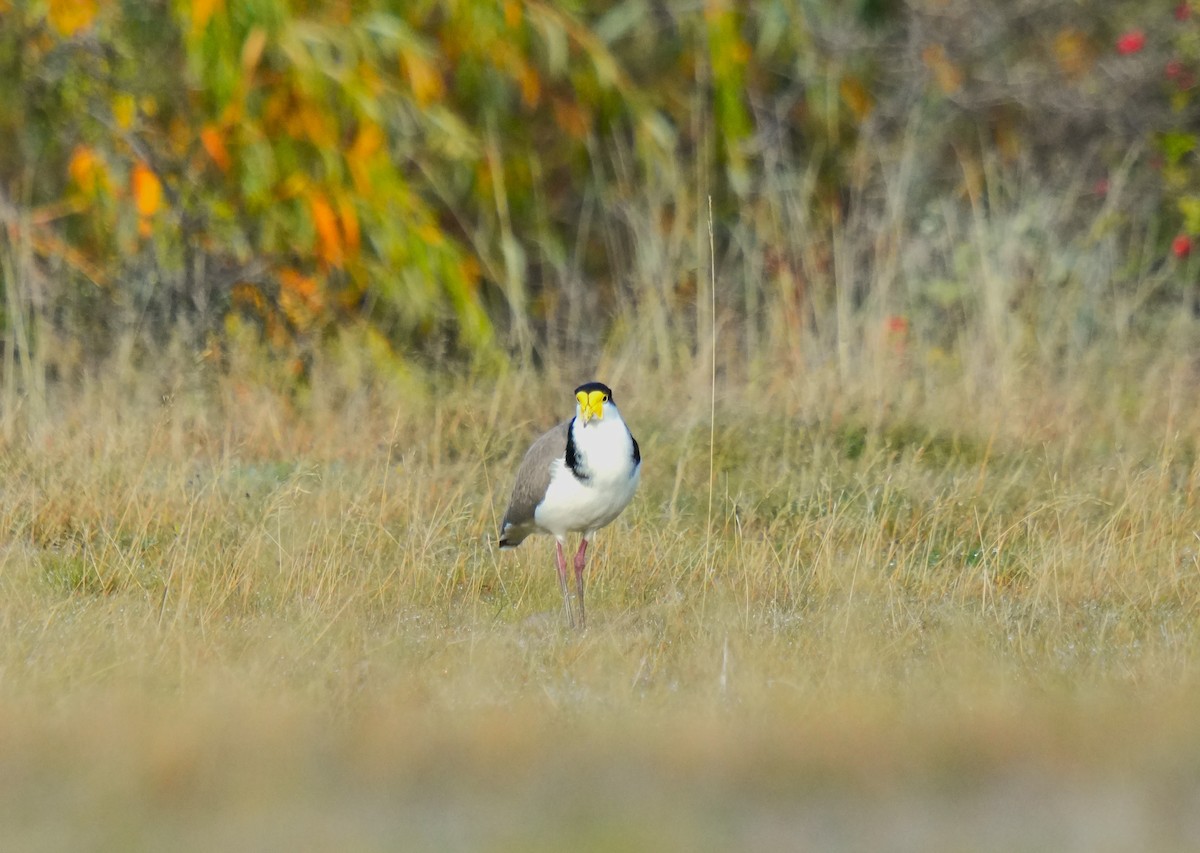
xmin=576 ymin=389 xmax=606 ymax=423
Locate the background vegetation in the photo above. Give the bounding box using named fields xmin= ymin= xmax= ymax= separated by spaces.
xmin=3 ymin=0 xmax=1200 ymax=848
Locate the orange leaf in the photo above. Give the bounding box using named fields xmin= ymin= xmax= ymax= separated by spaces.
xmin=276 ymin=269 xmax=321 ymax=331
xmin=308 ymin=193 xmax=343 ymax=267
xmin=131 ymin=162 xmax=162 ymax=218
xmin=460 ymin=255 xmax=481 ymax=287
xmin=278 ymin=267 xmax=324 ymax=328
xmin=48 ymin=0 xmax=97 ymax=37
xmin=278 ymin=267 xmax=317 ymax=298
xmin=200 ymin=125 xmax=232 ymax=172
xmin=349 ymin=123 xmax=384 ymax=160
xmin=68 ymin=145 xmax=98 ymax=188
xmin=551 ymin=97 xmax=591 ymax=140
xmin=517 ymin=61 xmax=541 ymax=109
xmin=261 ymin=89 xmax=290 ymax=132
xmin=297 ymin=102 xmax=335 ymax=147
xmin=336 ymin=196 xmax=360 ymax=256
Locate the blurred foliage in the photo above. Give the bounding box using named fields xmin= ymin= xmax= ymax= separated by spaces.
xmin=0 ymin=0 xmax=1187 ymax=381
xmin=1155 ymin=3 xmax=1200 ymax=247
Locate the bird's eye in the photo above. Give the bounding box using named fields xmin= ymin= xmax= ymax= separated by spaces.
xmin=602 ymin=394 xmax=608 ymax=401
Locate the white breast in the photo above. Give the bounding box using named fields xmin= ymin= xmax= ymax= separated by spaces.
xmin=534 ymin=412 xmax=640 ymax=538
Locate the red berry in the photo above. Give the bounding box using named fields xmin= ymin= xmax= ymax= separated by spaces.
xmin=1176 ymin=3 xmax=1190 ymax=21
xmin=1116 ymin=30 xmax=1146 ymax=55
xmin=1173 ymin=234 xmax=1192 ymax=259
xmin=1167 ymin=59 xmax=1185 ymax=80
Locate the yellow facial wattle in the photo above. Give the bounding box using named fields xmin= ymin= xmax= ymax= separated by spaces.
xmin=576 ymin=389 xmax=607 ymax=422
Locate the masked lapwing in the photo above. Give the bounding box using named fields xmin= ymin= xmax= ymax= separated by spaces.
xmin=498 ymin=381 xmax=641 ymax=628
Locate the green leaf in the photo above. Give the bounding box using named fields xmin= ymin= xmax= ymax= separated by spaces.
xmin=1160 ymin=130 xmax=1196 ymax=167
xmin=1178 ymin=196 xmax=1200 ymax=235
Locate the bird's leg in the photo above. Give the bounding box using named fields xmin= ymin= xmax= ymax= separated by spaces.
xmin=573 ymin=537 xmax=589 ymax=630
xmin=555 ymin=540 xmax=575 ymax=628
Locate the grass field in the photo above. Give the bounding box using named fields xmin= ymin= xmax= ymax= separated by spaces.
xmin=5 ymin=1 xmax=1200 ymax=846
xmin=1 ymin=336 xmax=1199 ymax=851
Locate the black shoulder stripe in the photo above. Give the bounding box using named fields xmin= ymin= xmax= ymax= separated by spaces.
xmin=564 ymin=417 xmax=589 ymax=481
xmin=631 ymin=434 xmax=641 ymax=464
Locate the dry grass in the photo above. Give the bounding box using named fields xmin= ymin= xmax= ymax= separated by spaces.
xmin=3 ymin=8 xmax=1196 ymax=844
xmin=1 ymin=331 xmax=1199 ymax=850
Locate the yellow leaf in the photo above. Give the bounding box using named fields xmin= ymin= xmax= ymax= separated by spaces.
xmin=400 ymin=49 xmax=445 ymax=107
xmin=730 ymin=38 xmax=751 ymax=65
xmin=416 ymin=222 xmax=444 ymax=247
xmin=309 ymin=193 xmax=343 ymax=267
xmin=279 ymin=172 xmax=309 ymax=199
xmin=241 ymin=27 xmax=267 ymax=77
xmin=346 ymin=123 xmax=384 ymax=192
xmin=191 ymin=0 xmax=223 ymax=35
xmin=112 ymin=93 xmax=136 ymax=129
xmin=131 ymin=162 xmax=162 ymax=218
xmin=504 ymin=0 xmax=522 ymax=28
xmin=219 ymin=100 xmax=243 ymax=128
xmin=839 ymin=75 xmax=874 ymax=121
xmin=48 ymin=0 xmax=97 ymax=37
xmin=921 ymin=44 xmax=963 ymax=95
xmin=168 ymin=117 xmax=191 ymax=156
xmin=1053 ymin=28 xmax=1092 ymax=80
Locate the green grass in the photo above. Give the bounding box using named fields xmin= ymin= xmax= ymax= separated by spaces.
xmin=1 ymin=348 xmax=1199 ymax=850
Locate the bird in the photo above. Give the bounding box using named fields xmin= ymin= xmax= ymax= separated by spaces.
xmin=498 ymin=381 xmax=641 ymax=628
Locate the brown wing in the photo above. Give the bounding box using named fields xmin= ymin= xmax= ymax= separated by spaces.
xmin=498 ymin=420 xmax=570 ymax=547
